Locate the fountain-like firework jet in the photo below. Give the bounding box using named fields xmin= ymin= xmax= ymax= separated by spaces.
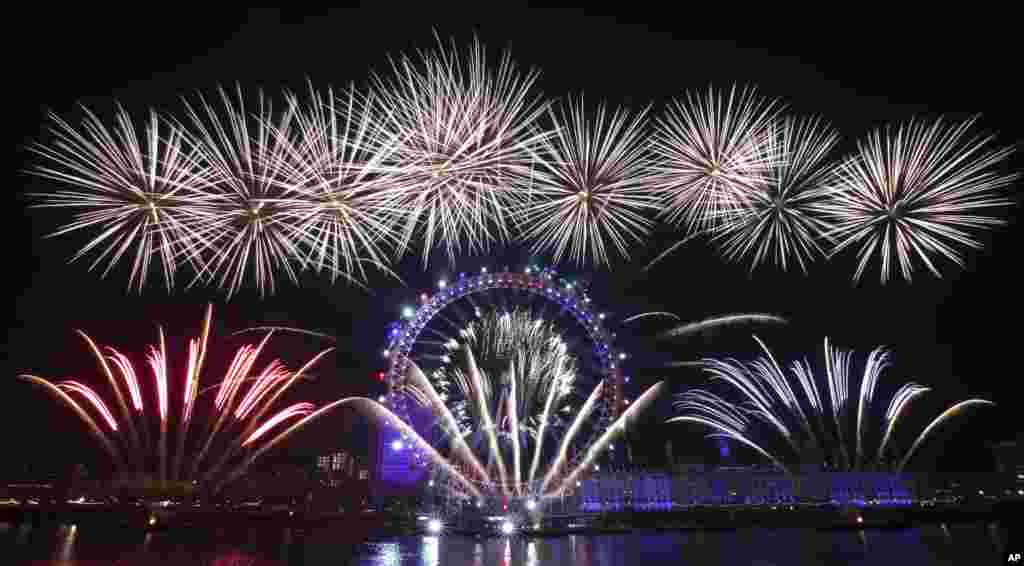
xmin=147 ymin=327 xmax=169 ymax=483
xmin=233 ymin=361 xmax=290 ymax=420
xmin=403 ymin=364 xmax=490 ymax=482
xmin=527 ymin=368 xmax=567 ymax=487
xmin=875 ymin=383 xmax=930 ymax=466
xmin=462 ymin=345 xmax=511 ymax=495
xmin=193 ymin=333 xmax=276 ymax=478
xmin=668 ymin=389 xmax=790 ymax=471
xmin=57 ymin=381 xmax=119 ymax=431
xmin=539 ymin=381 xmax=604 ymax=495
xmin=203 ymin=348 xmax=334 ymax=483
xmin=508 ymin=359 xmax=523 ymax=495
xmin=554 ymin=381 xmax=666 ymax=495
xmin=416 ymin=308 xmax=586 ymax=497
xmin=855 ymin=347 xmax=890 ymax=466
xmin=19 ymin=305 xmax=340 ymax=489
xmin=897 ymin=399 xmax=995 ymax=472
xmin=236 ymin=349 xmax=335 ymax=448
xmin=242 ymin=403 xmax=314 ymax=447
xmin=658 ymin=313 xmax=787 ymax=340
xmin=173 ymin=303 xmax=212 ymax=480
xmin=671 ymin=337 xmax=994 ymax=472
xmin=78 ymin=332 xmax=140 ymax=455
xmin=17 ymin=375 xmax=123 ymax=467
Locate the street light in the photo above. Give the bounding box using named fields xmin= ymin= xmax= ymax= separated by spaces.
xmin=427 ymin=518 xmax=443 ymax=534
xmin=500 ymin=520 xmax=515 ymax=536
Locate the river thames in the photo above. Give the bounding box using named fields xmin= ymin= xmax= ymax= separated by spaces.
xmin=1 ymin=520 xmax=1012 ymax=565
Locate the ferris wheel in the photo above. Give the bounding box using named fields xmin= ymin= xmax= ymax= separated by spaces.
xmin=377 ymin=264 xmax=629 ymax=498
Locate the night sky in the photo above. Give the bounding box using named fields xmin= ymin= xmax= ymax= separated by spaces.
xmin=6 ymin=8 xmax=1022 ymax=476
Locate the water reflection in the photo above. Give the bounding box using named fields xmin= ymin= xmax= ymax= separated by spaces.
xmin=3 ymin=523 xmax=1013 ymax=565
xmin=54 ymin=524 xmax=76 ymax=562
xmin=421 ymin=536 xmax=439 ymax=566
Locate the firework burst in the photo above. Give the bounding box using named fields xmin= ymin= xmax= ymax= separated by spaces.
xmin=18 ymin=305 xmax=340 ymax=489
xmin=669 ymin=336 xmax=994 ymax=472
xmin=821 ymin=116 xmax=1016 ymax=283
xmin=516 ymin=99 xmax=659 ymax=266
xmin=368 ymin=37 xmax=550 ymax=263
xmin=270 ymin=83 xmax=403 ymax=285
xmin=178 ymin=85 xmax=311 ymax=297
xmin=27 ymin=105 xmax=214 ymax=291
xmin=651 ymin=85 xmax=782 ymax=234
xmin=708 ymin=116 xmax=840 ymax=272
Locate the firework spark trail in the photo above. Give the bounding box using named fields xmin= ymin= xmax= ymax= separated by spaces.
xmin=517 ymin=100 xmax=658 ymax=266
xmin=242 ymin=402 xmax=315 ymax=447
xmin=657 ymin=313 xmax=787 ymax=340
xmin=235 ymin=348 xmax=334 ymax=445
xmin=855 ymin=347 xmax=890 ymax=466
xmin=232 ymin=361 xmax=291 ymax=420
xmin=622 ymin=312 xmax=681 ymax=324
xmin=555 ymin=381 xmax=665 ymax=495
xmin=18 ymin=375 xmax=123 ymax=468
xmin=821 ymin=116 xmax=1016 ymax=283
xmin=875 ymin=383 xmax=929 ymax=465
xmin=752 ymin=336 xmax=820 ymax=450
xmin=233 ymin=326 xmax=338 ymax=343
xmin=708 ymin=116 xmax=839 ymax=273
xmin=369 ymin=36 xmax=551 ymax=263
xmin=57 ymin=381 xmax=119 ymax=431
xmin=27 ymin=106 xmax=213 ymax=292
xmin=527 ymin=367 xmax=565 ymax=486
xmin=673 ymin=337 xmax=993 ymax=472
xmin=173 ymin=303 xmax=212 ymax=480
xmin=203 ymin=347 xmax=334 ymax=483
xmin=667 ymin=396 xmax=790 ymax=472
xmin=897 ymin=399 xmax=995 ymax=472
xmin=77 ymin=331 xmax=141 ymax=459
xmin=651 ymin=85 xmax=783 ymax=234
xmin=508 ymin=359 xmax=523 ymax=495
xmin=144 ymin=327 xmax=170 ymax=483
xmin=823 ymin=338 xmax=852 ymax=468
xmin=539 ymin=380 xmax=604 ymax=495
xmin=462 ymin=345 xmax=511 ymax=495
xmin=406 ymin=363 xmax=490 ymax=482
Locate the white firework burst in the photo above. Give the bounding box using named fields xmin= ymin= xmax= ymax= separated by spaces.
xmin=669 ymin=337 xmax=995 ymax=472
xmin=27 ymin=105 xmax=214 ymax=291
xmin=709 ymin=116 xmax=840 ymax=273
xmin=270 ymin=83 xmax=403 ymax=285
xmin=651 ymin=84 xmax=782 ymax=233
xmin=368 ymin=37 xmax=551 ymax=263
xmin=822 ymin=116 xmax=1017 ymax=283
xmin=180 ymin=85 xmax=305 ymax=297
xmin=516 ymin=99 xmax=659 ymax=266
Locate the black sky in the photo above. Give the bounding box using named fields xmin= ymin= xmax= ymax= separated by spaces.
xmin=6 ymin=8 xmax=1022 ymax=474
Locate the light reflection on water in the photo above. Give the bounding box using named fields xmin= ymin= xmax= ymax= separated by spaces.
xmin=0 ymin=521 xmax=1010 ymax=565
